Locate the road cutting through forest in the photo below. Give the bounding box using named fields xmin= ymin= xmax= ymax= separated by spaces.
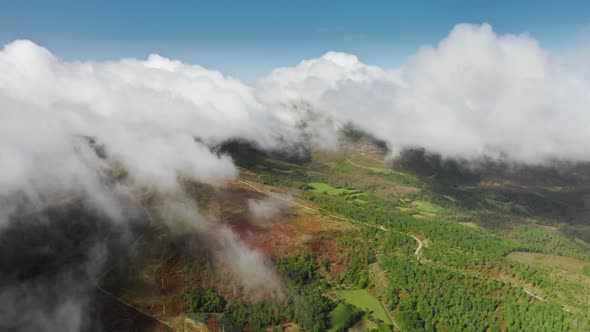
xmin=237 ymin=177 xmax=571 ymax=314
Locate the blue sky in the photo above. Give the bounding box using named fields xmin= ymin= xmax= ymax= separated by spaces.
xmin=1 ymin=1 xmax=589 ymax=79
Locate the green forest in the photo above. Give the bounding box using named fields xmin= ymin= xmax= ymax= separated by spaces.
xmin=169 ymin=142 xmax=590 ymax=331
xmin=242 ymin=144 xmax=590 ymax=331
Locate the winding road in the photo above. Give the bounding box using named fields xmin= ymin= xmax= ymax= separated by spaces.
xmin=238 ymin=179 xmax=424 ymax=331
xmin=341 ymin=158 xmax=572 ymax=311
xmin=238 ymin=179 xmax=424 ymax=263
xmin=239 ymin=173 xmax=573 ymax=315
xmin=408 ymin=234 xmax=423 ymax=263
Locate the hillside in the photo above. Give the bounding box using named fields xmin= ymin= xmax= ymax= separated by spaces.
xmin=90 ymin=138 xmax=590 ymax=331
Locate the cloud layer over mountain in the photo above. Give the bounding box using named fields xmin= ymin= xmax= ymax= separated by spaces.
xmin=260 ymin=23 xmax=590 ymax=164
xmin=2 ymin=22 xmax=590 ymax=330
xmin=4 ymin=23 xmax=590 ymax=208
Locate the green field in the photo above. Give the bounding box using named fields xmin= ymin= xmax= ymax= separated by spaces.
xmin=365 ymin=166 xmax=407 ymax=176
xmin=416 ymin=201 xmax=444 ymax=214
xmin=307 ymin=182 xmax=359 ymax=195
xmin=395 ymin=201 xmax=443 ymax=215
xmin=307 ymin=182 xmax=333 ymax=192
xmin=348 ymin=318 xmax=377 ymax=332
xmin=328 ymin=303 xmax=362 ymax=332
xmin=306 ymin=182 xmax=367 ymax=203
xmin=334 ymin=289 xmax=391 ymax=323
xmin=352 ymin=198 xmax=368 ymax=204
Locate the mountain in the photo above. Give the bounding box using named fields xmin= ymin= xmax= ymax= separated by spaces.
xmin=10 ymin=137 xmax=588 ymax=331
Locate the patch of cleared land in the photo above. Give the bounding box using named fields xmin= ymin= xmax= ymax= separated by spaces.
xmin=334 ymin=289 xmax=391 ymax=323
xmin=507 ymin=251 xmax=590 ymax=275
xmin=395 ymin=200 xmax=444 ymax=217
xmin=459 ymin=221 xmax=482 ymax=228
xmin=307 ymin=182 xmax=368 ymax=204
xmin=307 ymin=182 xmax=359 ymax=196
xmin=416 ymin=201 xmax=444 ymax=214
xmin=364 ymin=165 xmax=405 ymax=176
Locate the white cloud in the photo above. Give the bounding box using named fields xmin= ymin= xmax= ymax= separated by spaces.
xmin=0 ymin=40 xmax=299 ymax=215
xmin=259 ymin=23 xmax=590 ymax=164
xmin=6 ymin=24 xmax=590 ymax=191
xmin=157 ymin=198 xmax=283 ymax=297
xmin=248 ymin=196 xmax=289 ymax=221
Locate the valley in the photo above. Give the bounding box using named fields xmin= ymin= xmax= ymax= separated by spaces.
xmin=94 ymin=138 xmax=590 ymax=331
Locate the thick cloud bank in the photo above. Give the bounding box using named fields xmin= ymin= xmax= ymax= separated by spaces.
xmin=0 ymin=38 xmax=303 ymax=331
xmin=0 ymin=40 xmax=291 ymax=211
xmin=260 ymin=23 xmax=590 ymax=164
xmin=4 ymin=23 xmax=590 ymax=207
